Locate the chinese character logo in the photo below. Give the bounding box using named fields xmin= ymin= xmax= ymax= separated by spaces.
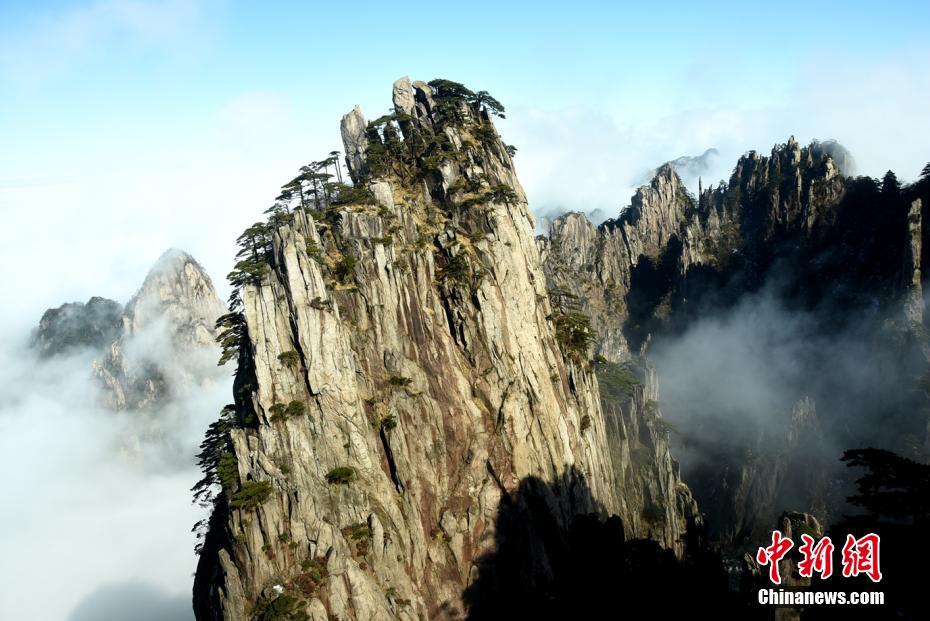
xmin=798 ymin=534 xmax=834 ymax=579
xmin=756 ymin=531 xmax=881 ymax=584
xmin=841 ymin=533 xmax=882 ymax=583
xmin=756 ymin=530 xmax=794 ymax=584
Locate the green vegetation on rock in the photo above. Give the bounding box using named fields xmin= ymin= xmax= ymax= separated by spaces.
xmin=551 ymin=310 xmax=595 ymax=359
xmin=595 ymin=360 xmax=641 ymax=402
xmin=229 ymin=480 xmax=273 ymax=511
xmin=251 ymin=593 xmax=309 ymax=621
xmin=325 ymin=467 xmax=356 ymax=485
xmin=277 ymin=350 xmax=300 ymax=368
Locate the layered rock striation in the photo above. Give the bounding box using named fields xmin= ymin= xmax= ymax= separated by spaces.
xmin=193 ymin=77 xmax=698 ymax=621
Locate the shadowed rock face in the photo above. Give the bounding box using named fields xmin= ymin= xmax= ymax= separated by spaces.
xmin=539 ymin=138 xmax=855 ymax=364
xmin=33 ymin=296 xmax=123 ymax=357
xmin=192 ymin=78 xmax=699 ymax=621
xmin=463 ymin=469 xmax=738 ymax=621
xmin=541 ymin=137 xmax=930 ymax=548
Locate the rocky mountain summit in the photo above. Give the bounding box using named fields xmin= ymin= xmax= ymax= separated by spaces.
xmin=34 ymin=248 xmax=226 ymax=410
xmin=94 ymin=248 xmax=227 ymax=410
xmin=539 ymin=138 xmax=859 ymax=362
xmin=192 ymin=78 xmax=702 ymax=621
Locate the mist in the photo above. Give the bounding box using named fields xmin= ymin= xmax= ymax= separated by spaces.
xmin=0 ymin=311 xmax=230 ymax=620
xmin=531 ymin=147 xmax=723 ymax=233
xmin=649 ymin=286 xmax=928 ymax=538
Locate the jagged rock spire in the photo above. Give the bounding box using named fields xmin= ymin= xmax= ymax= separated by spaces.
xmin=340 ymin=105 xmax=368 ymax=183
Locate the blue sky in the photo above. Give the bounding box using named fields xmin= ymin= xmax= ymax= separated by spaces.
xmin=1 ymin=0 xmax=929 ymax=328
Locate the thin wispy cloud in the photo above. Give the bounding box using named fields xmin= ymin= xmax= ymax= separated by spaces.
xmin=0 ymin=0 xmax=210 ymax=83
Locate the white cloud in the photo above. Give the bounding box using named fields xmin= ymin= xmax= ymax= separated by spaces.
xmin=0 ymin=26 xmax=927 ymax=619
xmin=0 ymin=82 xmax=340 ymax=618
xmin=790 ymin=46 xmax=930 ymax=182
xmin=499 ymin=46 xmax=930 ymax=228
xmin=0 ymin=328 xmax=229 ymax=621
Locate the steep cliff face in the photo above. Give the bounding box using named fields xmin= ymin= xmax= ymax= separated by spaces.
xmin=594 ymin=358 xmax=699 ymax=547
xmin=706 ymin=398 xmax=828 ymax=546
xmin=538 ymin=164 xmax=693 ymax=362
xmin=193 ymin=78 xmax=699 ymax=621
xmin=542 ymin=137 xmax=928 ymax=548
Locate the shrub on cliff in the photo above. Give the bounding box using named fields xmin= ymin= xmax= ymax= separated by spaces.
xmin=641 ymin=503 xmax=667 ymax=526
xmin=551 ymin=309 xmax=595 ymax=358
xmin=285 ymin=400 xmax=306 ymax=417
xmin=251 ymin=593 xmax=309 ymax=621
xmin=325 ymin=467 xmax=356 ymax=485
xmin=269 ymin=403 xmax=287 ymax=423
xmin=334 ymin=254 xmax=357 ymax=283
xmin=439 ymin=253 xmax=469 ymax=283
xmin=595 ymin=360 xmax=641 ymax=401
xmin=229 ymin=480 xmax=273 ymax=511
xmin=277 ymin=350 xmax=300 ymax=368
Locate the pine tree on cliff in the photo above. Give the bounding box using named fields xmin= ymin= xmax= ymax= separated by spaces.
xmin=328 ymin=150 xmax=343 ymax=183
xmin=917 ymin=162 xmax=930 ymax=197
xmin=882 ymin=170 xmax=901 ymax=197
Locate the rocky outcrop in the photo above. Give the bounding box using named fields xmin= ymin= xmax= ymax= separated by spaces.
xmin=123 ymin=248 xmax=227 ymax=348
xmin=33 ymin=296 xmax=123 ymax=357
xmin=904 ymin=199 xmax=924 ymax=325
xmin=538 ymin=164 xmax=693 ymax=362
xmin=595 ymin=359 xmax=699 ymax=549
xmin=193 ymin=78 xmax=700 ymax=621
xmin=340 ymin=106 xmax=369 ymax=183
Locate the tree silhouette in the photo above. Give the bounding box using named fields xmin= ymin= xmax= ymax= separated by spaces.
xmin=881 ymin=170 xmax=900 ymax=198
xmin=841 ymin=448 xmax=930 ymax=525
xmin=473 ymin=90 xmax=506 ymax=118
xmin=805 ymin=449 xmax=930 ymax=620
xmin=328 ymin=150 xmax=343 ymax=184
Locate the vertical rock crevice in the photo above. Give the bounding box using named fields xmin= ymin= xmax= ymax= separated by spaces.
xmin=193 ymin=78 xmax=692 ymax=621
